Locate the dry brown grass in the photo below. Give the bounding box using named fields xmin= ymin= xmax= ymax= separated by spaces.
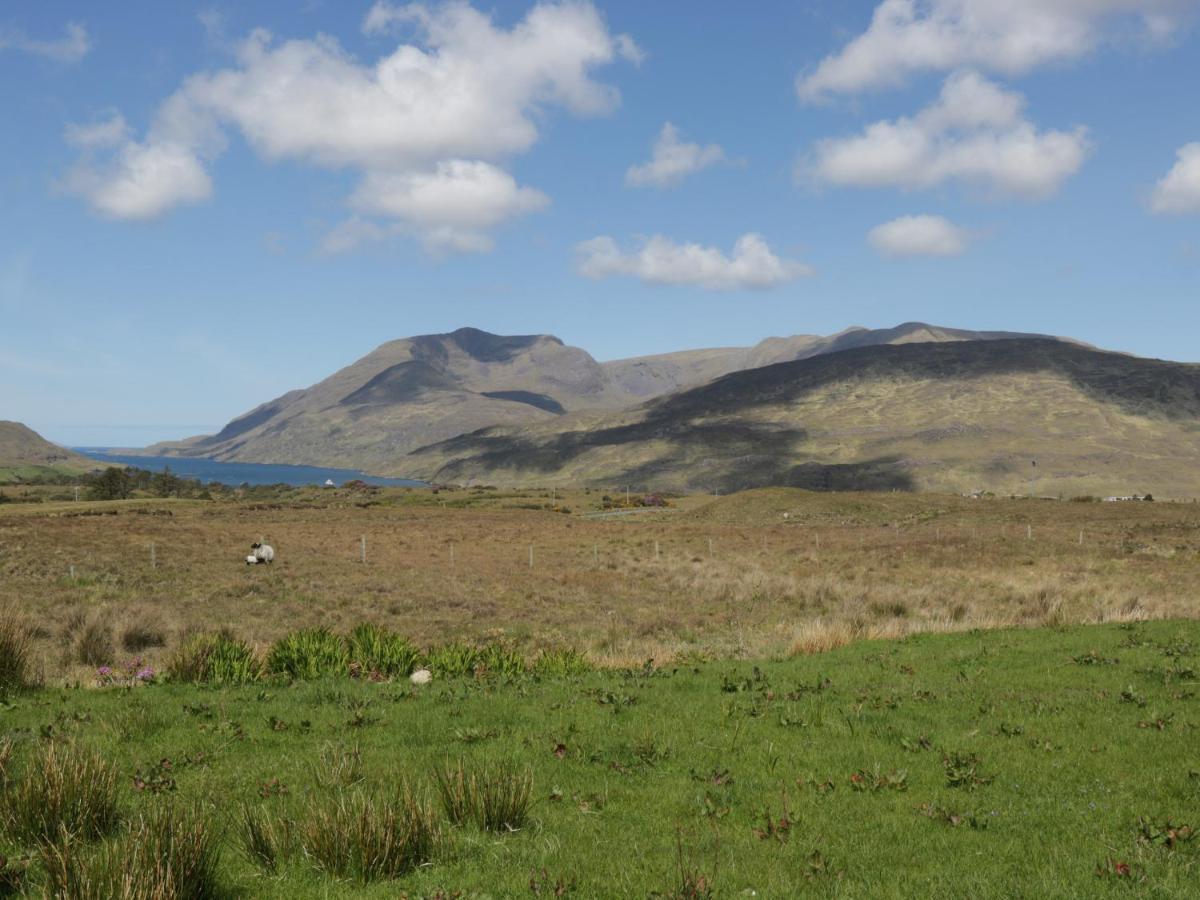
xmin=2 ymin=487 xmax=1199 ymax=679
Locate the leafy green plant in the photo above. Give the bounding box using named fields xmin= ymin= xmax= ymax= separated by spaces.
xmin=942 ymin=751 xmax=995 ymax=790
xmin=424 ymin=642 xmax=482 ymax=678
xmin=0 ymin=741 xmax=120 ymax=845
xmin=347 ymin=624 xmax=419 ymax=677
xmin=478 ymin=643 xmax=527 ymax=678
xmin=267 ymin=628 xmax=349 ymax=680
xmin=434 ymin=759 xmax=534 ymax=832
xmin=532 ymin=647 xmax=592 ymax=678
xmin=298 ymin=785 xmax=439 ymax=882
xmin=167 ymin=633 xmax=262 ymax=685
xmin=41 ymin=803 xmax=223 ymax=899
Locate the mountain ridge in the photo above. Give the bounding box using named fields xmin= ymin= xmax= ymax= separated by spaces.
xmin=134 ymin=322 xmax=1079 ymax=473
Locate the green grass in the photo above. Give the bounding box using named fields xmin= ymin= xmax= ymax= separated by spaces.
xmin=1 ymin=620 xmax=1199 ymax=896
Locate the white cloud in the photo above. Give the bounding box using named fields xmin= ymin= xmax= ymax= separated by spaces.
xmin=798 ymin=0 xmax=1196 ymax=101
xmin=1150 ymin=143 xmax=1200 ymax=214
xmin=576 ymin=233 xmax=813 ymax=290
xmin=868 ymin=214 xmax=970 ymax=256
xmin=63 ymin=2 xmax=632 ymax=252
xmin=349 ymin=160 xmax=549 ymax=253
xmin=625 ymin=123 xmax=726 ymax=188
xmin=0 ymin=21 xmax=90 ymax=64
xmin=810 ymin=71 xmax=1089 ymax=198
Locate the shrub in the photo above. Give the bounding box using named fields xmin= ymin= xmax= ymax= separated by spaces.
xmin=41 ymin=803 xmax=223 ymax=899
xmin=299 ymin=786 xmax=439 ymax=882
xmin=167 ymin=633 xmax=261 ymax=685
xmin=531 ymin=647 xmax=592 ymax=678
xmin=423 ymin=642 xmax=482 ymax=678
xmin=433 ymin=759 xmax=533 ymax=833
xmin=0 ymin=608 xmax=31 ymax=695
xmin=347 ymin=624 xmax=419 ymax=678
xmin=0 ymin=742 xmax=120 ymax=845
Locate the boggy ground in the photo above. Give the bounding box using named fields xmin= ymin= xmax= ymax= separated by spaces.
xmin=1 ymin=620 xmax=1199 ymax=897
xmin=2 ymin=486 xmax=1200 ymax=682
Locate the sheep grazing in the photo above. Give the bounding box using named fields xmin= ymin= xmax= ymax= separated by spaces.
xmin=409 ymin=668 xmax=432 ymax=686
xmin=247 ymin=542 xmax=275 ymax=565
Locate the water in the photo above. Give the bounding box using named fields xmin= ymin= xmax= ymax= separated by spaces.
xmin=76 ymin=450 xmax=424 ymax=488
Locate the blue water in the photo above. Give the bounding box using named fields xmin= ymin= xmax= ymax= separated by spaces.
xmin=76 ymin=450 xmax=424 ymax=488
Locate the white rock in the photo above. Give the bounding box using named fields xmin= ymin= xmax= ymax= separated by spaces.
xmin=410 ymin=668 xmax=433 ymax=685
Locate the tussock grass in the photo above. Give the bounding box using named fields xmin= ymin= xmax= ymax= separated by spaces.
xmin=298 ymin=785 xmax=439 ymax=882
xmin=434 ymin=759 xmax=533 ymax=832
xmin=0 ymin=607 xmax=31 ymax=694
xmin=166 ymin=632 xmax=261 ymax=684
xmin=311 ymin=742 xmax=364 ymax=790
xmin=41 ymin=804 xmax=224 ymax=900
xmin=0 ymin=741 xmax=120 ymax=845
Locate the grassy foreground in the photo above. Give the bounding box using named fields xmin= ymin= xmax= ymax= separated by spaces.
xmin=3 ymin=619 xmax=1199 ymax=897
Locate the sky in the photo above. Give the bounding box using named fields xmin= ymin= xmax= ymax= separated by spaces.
xmin=2 ymin=0 xmax=1199 ymax=447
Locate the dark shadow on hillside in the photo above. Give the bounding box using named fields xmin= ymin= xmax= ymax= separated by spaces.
xmin=650 ymin=339 xmax=1200 ymax=423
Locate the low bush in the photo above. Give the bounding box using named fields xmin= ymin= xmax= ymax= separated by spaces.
xmin=347 ymin=624 xmax=419 ymax=678
xmin=41 ymin=803 xmax=224 ymax=899
xmin=167 ymin=633 xmax=261 ymax=685
xmin=299 ymin=786 xmax=439 ymax=882
xmin=267 ymin=628 xmax=349 ymax=680
xmin=0 ymin=741 xmax=120 ymax=846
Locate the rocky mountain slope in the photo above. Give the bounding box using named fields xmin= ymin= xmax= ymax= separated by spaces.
xmin=137 ymin=323 xmax=1073 ymax=473
xmin=406 ymin=339 xmax=1200 ymax=498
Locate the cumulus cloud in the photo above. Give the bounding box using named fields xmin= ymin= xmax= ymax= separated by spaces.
xmin=62 ymin=2 xmax=633 ymax=252
xmin=1150 ymin=143 xmax=1200 ymax=215
xmin=625 ymin=123 xmax=726 ymax=188
xmin=809 ymin=71 xmax=1089 ymax=198
xmin=868 ymin=214 xmax=970 ymax=257
xmin=347 ymin=160 xmax=549 ymax=253
xmin=576 ymin=233 xmax=813 ymax=290
xmin=0 ymin=21 xmax=90 ymax=64
xmin=798 ymin=0 xmax=1196 ymax=101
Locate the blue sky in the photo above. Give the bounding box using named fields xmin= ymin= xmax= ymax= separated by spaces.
xmin=2 ymin=0 xmax=1199 ymax=446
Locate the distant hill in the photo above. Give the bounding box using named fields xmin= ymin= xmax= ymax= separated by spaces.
xmin=0 ymin=421 xmax=94 ymax=480
xmin=136 ymin=323 xmax=1076 ymax=473
xmin=407 ymin=339 xmax=1200 ymax=498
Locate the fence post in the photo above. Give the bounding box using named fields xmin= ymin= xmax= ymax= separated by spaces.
xmin=529 ymin=544 xmax=534 ymax=569
xmin=150 ymin=544 xmax=156 ymax=570
xmin=361 ymin=535 xmax=367 ymax=564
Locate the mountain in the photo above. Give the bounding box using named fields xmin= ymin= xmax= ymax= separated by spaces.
xmin=137 ymin=323 xmax=1076 ymax=473
xmin=406 ymin=339 xmax=1200 ymax=498
xmin=0 ymin=421 xmax=94 ymax=478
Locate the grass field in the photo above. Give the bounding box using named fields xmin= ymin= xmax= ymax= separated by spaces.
xmin=2 ymin=485 xmax=1199 ymax=682
xmin=2 ymin=485 xmax=1199 ymax=896
xmin=1 ymin=619 xmax=1199 ymax=897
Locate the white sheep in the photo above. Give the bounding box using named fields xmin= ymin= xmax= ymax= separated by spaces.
xmin=410 ymin=668 xmax=432 ymax=685
xmin=248 ymin=542 xmax=275 ymax=565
